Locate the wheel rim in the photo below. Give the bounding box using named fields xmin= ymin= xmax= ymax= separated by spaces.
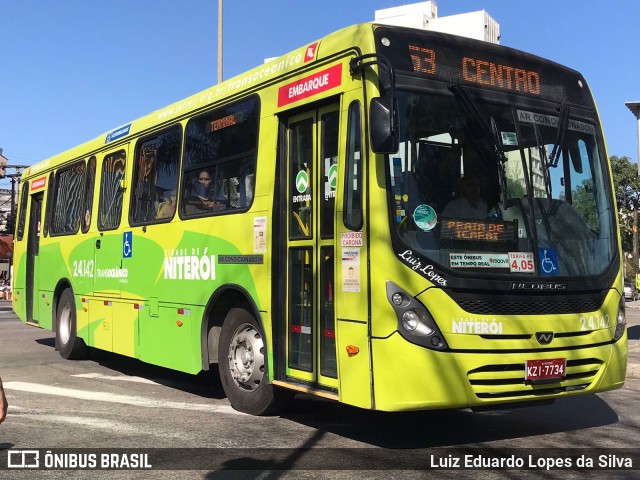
xmin=59 ymin=303 xmax=72 ymax=345
xmin=227 ymin=323 xmax=265 ymax=391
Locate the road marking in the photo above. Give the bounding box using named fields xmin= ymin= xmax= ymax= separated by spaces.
xmin=4 ymin=381 xmax=242 ymax=415
xmin=9 ymin=406 xmax=193 ymax=439
xmin=71 ymin=373 xmax=160 ymax=385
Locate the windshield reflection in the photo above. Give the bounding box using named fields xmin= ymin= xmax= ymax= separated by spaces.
xmin=387 ymin=91 xmax=615 ymax=277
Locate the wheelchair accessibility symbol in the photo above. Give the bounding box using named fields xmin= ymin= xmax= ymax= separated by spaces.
xmin=123 ymin=231 xmax=132 ymax=258
xmin=539 ymin=248 xmax=558 ymax=276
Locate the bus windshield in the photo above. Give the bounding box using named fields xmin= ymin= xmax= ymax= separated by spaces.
xmin=387 ymin=89 xmax=615 ymax=278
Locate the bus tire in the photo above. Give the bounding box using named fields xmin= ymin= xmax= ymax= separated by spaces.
xmin=218 ymin=305 xmax=291 ymax=415
xmin=56 ymin=288 xmax=88 ymax=360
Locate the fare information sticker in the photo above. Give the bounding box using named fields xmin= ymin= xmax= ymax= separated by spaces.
xmin=508 ymin=252 xmax=535 ymax=273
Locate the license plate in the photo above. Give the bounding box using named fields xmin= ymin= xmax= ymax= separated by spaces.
xmin=525 ymin=358 xmax=566 ymax=381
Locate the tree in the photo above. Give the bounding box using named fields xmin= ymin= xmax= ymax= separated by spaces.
xmin=611 ymin=155 xmax=640 ymax=276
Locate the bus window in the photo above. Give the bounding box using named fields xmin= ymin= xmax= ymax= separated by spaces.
xmin=288 ymin=118 xmax=314 ymax=239
xmin=16 ymin=181 xmax=29 ymax=241
xmin=181 ymin=96 xmax=258 ymax=217
xmin=98 ymin=151 xmax=126 ymax=230
xmin=43 ymin=172 xmax=55 ymax=237
xmin=51 ymin=161 xmax=86 ymax=235
xmin=344 ymin=101 xmax=362 ymax=230
xmin=130 ymin=126 xmax=181 ymax=224
xmin=82 ymin=156 xmax=96 ymax=233
xmin=320 ymin=110 xmax=339 ymax=239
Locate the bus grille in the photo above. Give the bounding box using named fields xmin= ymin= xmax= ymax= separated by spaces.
xmin=467 ymin=358 xmax=603 ymax=399
xmin=452 ymin=294 xmax=605 ymax=315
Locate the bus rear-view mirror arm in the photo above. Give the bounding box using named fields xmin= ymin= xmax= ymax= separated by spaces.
xmin=350 ymin=54 xmax=399 ymax=154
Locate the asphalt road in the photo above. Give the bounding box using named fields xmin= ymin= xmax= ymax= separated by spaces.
xmin=0 ymin=300 xmax=639 ymax=479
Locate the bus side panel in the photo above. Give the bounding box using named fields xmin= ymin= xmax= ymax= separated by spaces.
xmin=37 ymin=291 xmax=53 ymax=330
xmin=12 ymin=249 xmax=26 ymax=321
xmin=335 ymin=320 xmax=371 ymax=409
xmin=127 ymin=228 xmax=262 ymax=311
xmin=76 ymin=295 xmax=89 ymax=341
xmin=33 ymin=244 xmax=69 ymax=330
xmin=112 ymin=301 xmax=138 ymax=358
xmin=36 ymin=241 xmax=79 ymax=331
xmin=89 ymin=299 xmax=112 ymax=351
xmin=138 ymin=304 xmax=202 ymax=374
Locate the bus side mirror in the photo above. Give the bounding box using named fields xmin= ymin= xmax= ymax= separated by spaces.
xmin=370 ymin=96 xmax=399 ymax=154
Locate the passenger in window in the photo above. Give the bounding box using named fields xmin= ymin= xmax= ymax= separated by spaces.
xmin=441 ymin=175 xmax=487 ymax=220
xmin=156 ymin=190 xmax=177 ymax=219
xmin=83 ymin=208 xmax=91 ymax=230
xmin=193 ymin=169 xmax=226 ymax=211
xmin=136 ymin=147 xmax=157 ymax=221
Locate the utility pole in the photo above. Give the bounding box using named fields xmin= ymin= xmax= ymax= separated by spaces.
xmin=0 ymin=148 xmax=29 ymax=232
xmin=634 ymin=206 xmax=639 ymax=278
xmin=217 ymin=0 xmax=223 ymax=84
xmin=10 ymin=177 xmax=16 ymax=230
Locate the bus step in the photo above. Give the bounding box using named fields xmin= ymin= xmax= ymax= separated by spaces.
xmin=272 ymin=380 xmax=339 ymax=401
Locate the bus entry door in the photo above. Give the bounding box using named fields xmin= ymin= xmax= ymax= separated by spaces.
xmin=283 ymin=105 xmax=339 ymax=391
xmin=25 ymin=192 xmax=43 ymax=323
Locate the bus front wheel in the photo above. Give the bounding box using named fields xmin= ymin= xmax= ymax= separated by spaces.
xmin=218 ymin=305 xmax=290 ymax=415
xmin=56 ymin=288 xmax=88 ymax=360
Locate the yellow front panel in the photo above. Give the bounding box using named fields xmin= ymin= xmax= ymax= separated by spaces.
xmin=372 ymin=333 xmax=469 ymax=411
xmin=336 ymin=319 xmax=371 ymax=409
xmin=372 ymin=330 xmax=627 ymax=412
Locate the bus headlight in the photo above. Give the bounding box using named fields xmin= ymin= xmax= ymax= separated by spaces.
xmin=401 ymin=309 xmax=434 ymax=335
xmin=386 ymin=281 xmax=448 ymax=351
xmin=401 ymin=310 xmax=419 ymax=331
xmin=613 ymin=300 xmax=626 ymax=342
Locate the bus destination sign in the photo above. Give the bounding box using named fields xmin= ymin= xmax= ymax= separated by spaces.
xmin=375 ymin=28 xmax=592 ymax=106
xmin=409 ymin=44 xmax=541 ymax=95
xmin=440 ymin=219 xmax=516 ymax=243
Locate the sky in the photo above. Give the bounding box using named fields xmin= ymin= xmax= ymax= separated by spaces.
xmin=1 ymin=0 xmax=639 ymax=191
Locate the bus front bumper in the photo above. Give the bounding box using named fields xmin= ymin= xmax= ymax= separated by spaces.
xmin=370 ymin=331 xmax=627 ymax=412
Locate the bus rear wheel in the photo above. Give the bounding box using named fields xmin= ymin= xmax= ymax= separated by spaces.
xmin=218 ymin=305 xmax=290 ymax=415
xmin=56 ymin=288 xmax=88 ymax=360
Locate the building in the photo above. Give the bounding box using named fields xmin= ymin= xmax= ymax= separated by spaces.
xmin=374 ymin=1 xmax=500 ymax=44
xmin=0 ymin=189 xmax=12 ymax=233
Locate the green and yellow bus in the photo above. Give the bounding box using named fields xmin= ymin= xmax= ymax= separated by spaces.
xmin=12 ymin=23 xmax=627 ymax=415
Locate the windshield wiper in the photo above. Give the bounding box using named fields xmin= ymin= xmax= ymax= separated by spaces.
xmin=533 ymin=98 xmax=570 ymax=212
xmin=549 ymin=98 xmax=570 ymax=168
xmin=533 ymin=120 xmax=553 ymax=210
xmin=448 ymin=78 xmax=508 ymax=213
xmin=448 ymin=79 xmax=507 ymax=166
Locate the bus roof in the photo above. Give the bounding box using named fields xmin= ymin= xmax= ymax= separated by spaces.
xmin=23 ymin=23 xmax=375 ymax=179
xmin=23 ymin=21 xmax=588 ymax=179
